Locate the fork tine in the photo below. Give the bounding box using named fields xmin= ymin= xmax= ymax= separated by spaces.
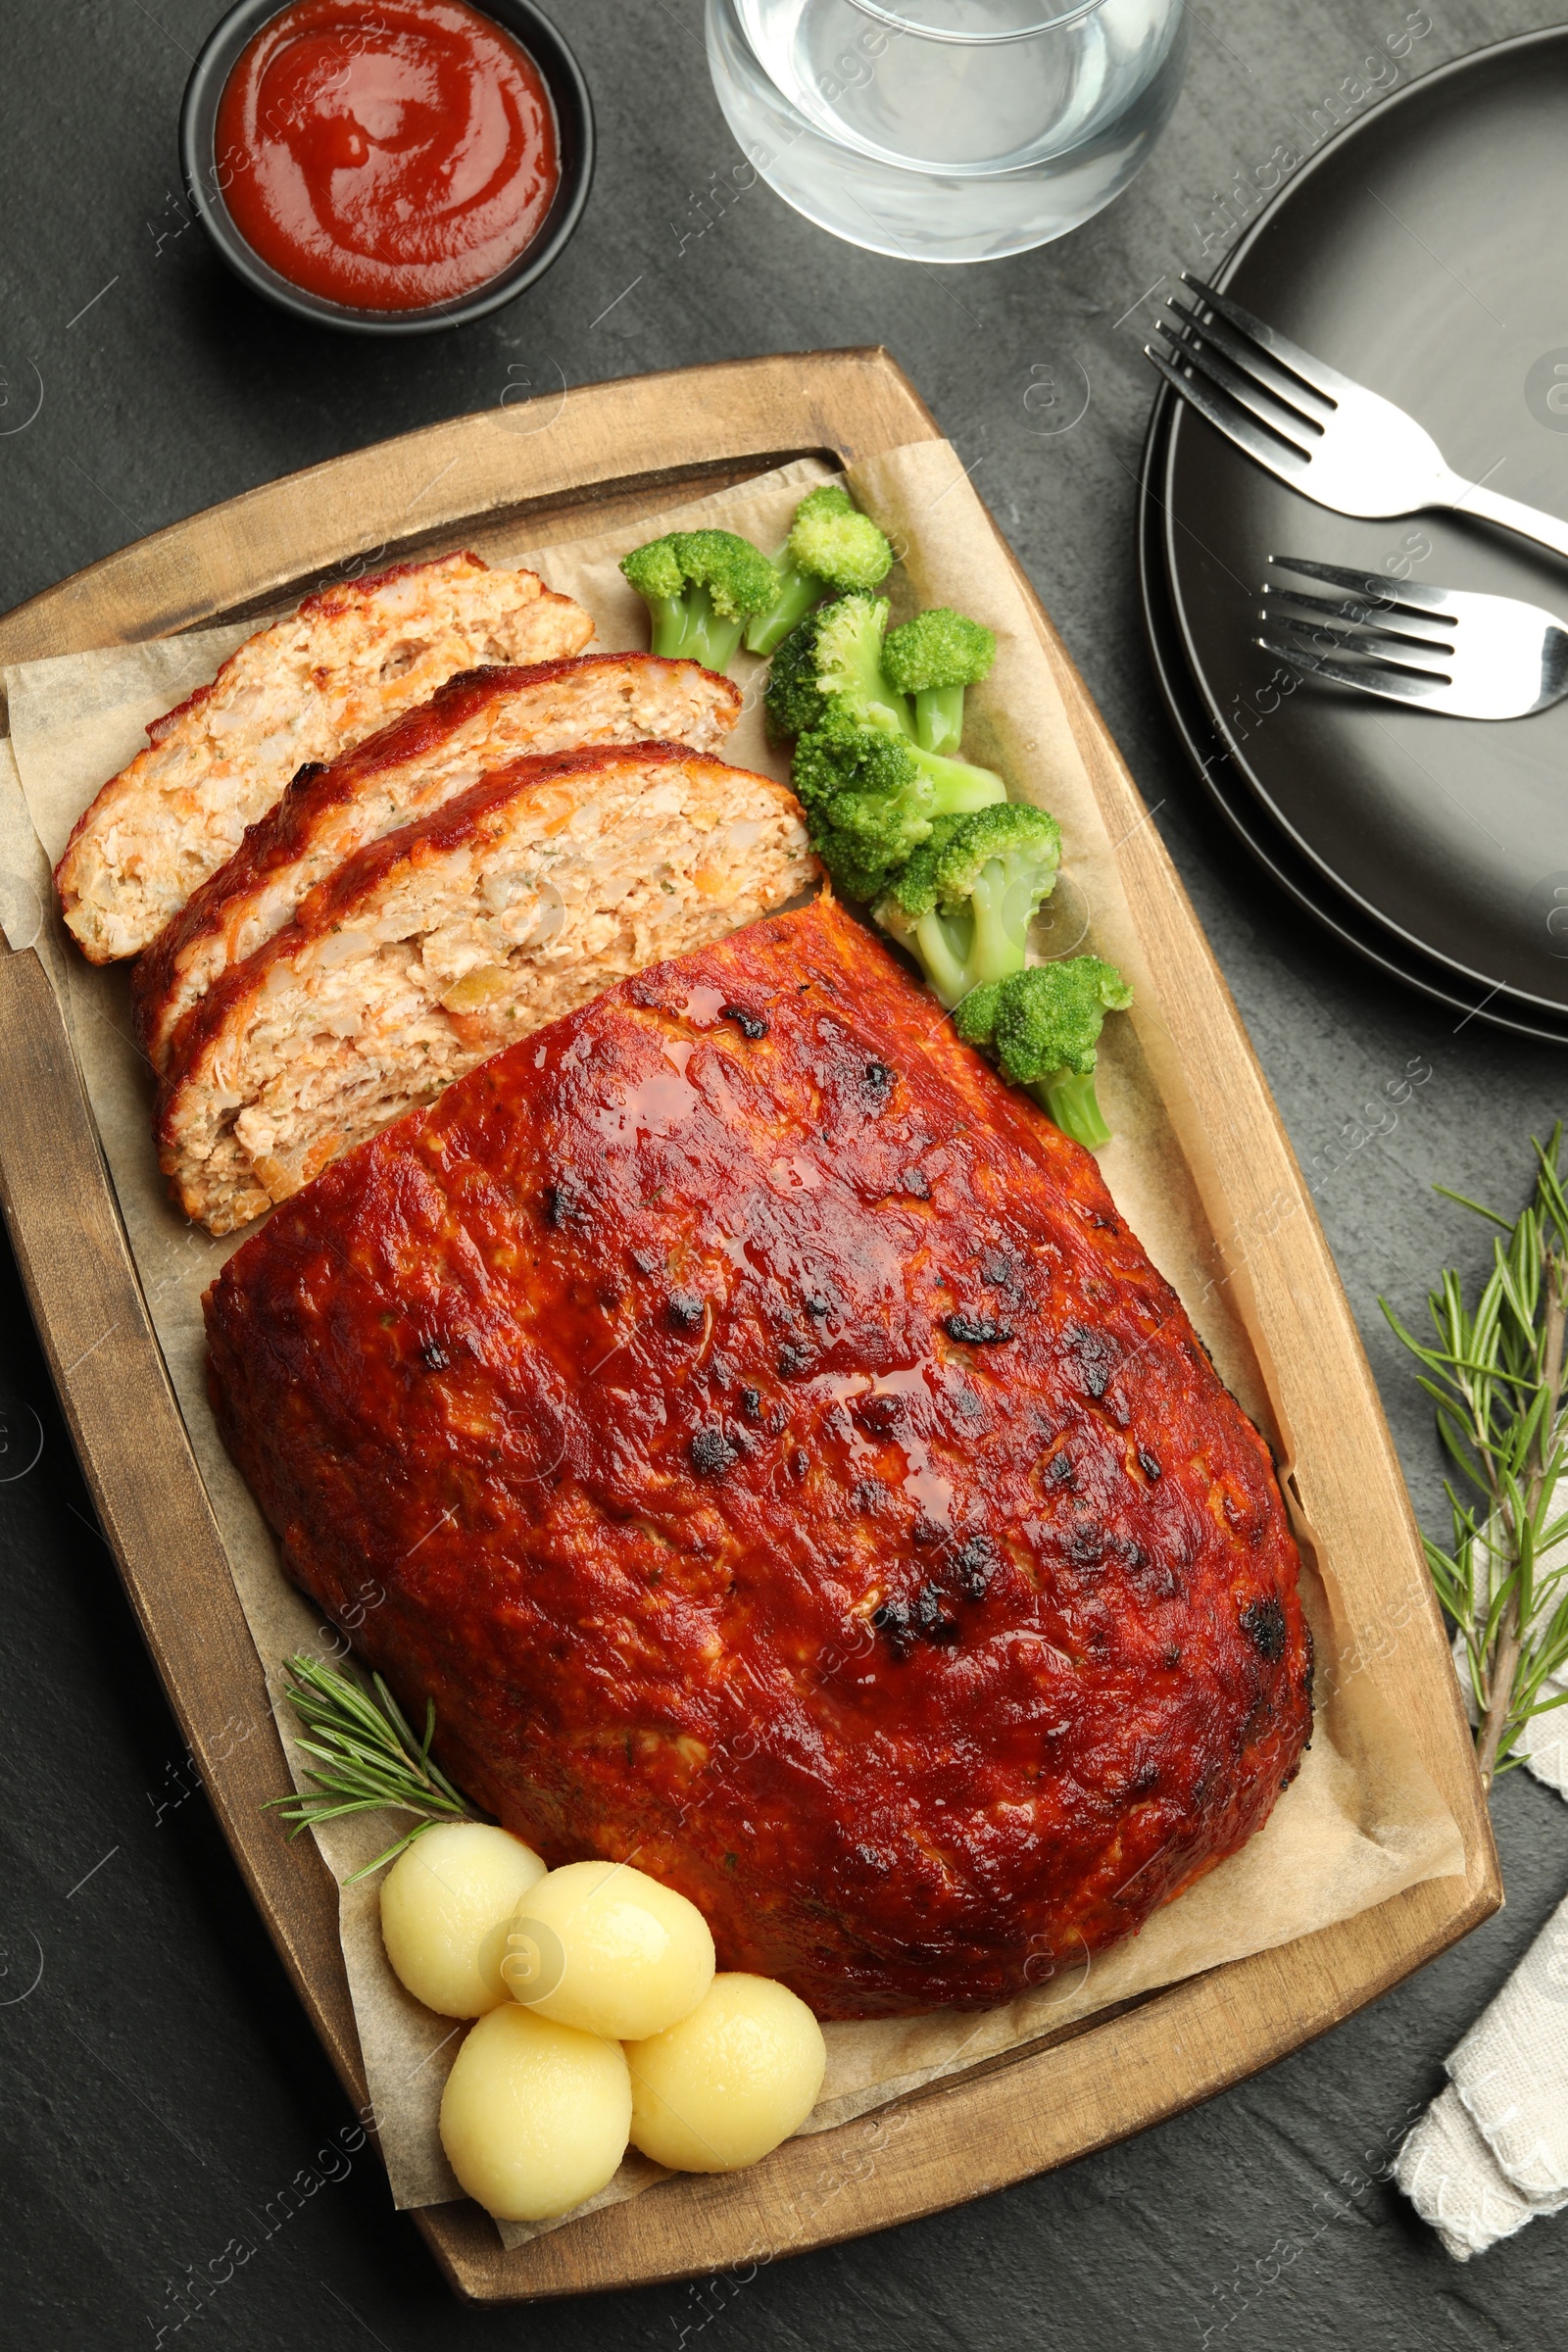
xmin=1261 ymin=609 xmax=1450 ymax=670
xmin=1263 ymin=582 xmax=1397 ymax=621
xmin=1181 ymin=274 xmax=1359 ymax=406
xmin=1261 ymin=585 xmax=1457 ymax=652
xmin=1144 ymin=343 xmax=1314 ymax=481
xmin=1154 ymin=312 xmax=1321 ymax=449
xmin=1255 ymin=633 xmax=1453 ymax=708
xmin=1259 ymin=613 xmax=1452 ymax=683
xmin=1165 ymin=294 xmax=1335 ymax=423
xmin=1266 ymin=555 xmax=1459 ymax=616
xmin=1151 ymin=319 xmax=1318 ymax=460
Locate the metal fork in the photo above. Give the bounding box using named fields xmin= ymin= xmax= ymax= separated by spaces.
xmin=1148 ymin=274 xmax=1568 ymax=565
xmin=1256 ymin=557 xmax=1568 ymax=719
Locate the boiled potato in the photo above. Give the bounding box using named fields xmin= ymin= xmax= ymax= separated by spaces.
xmin=502 ymin=1859 xmax=713 ymax=2039
xmin=625 ymin=1973 xmax=826 ymax=2173
xmin=439 ymin=2004 xmax=632 ymax=2221
xmin=380 ymin=1823 xmax=547 ymax=2019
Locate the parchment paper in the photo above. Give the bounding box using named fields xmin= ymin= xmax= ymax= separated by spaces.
xmin=0 ymin=448 xmax=1463 ymax=2250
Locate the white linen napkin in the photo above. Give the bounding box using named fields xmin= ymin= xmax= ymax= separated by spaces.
xmin=1394 ymin=1890 xmax=1568 ymax=2258
xmin=1395 ymin=1515 xmax=1568 ymax=2258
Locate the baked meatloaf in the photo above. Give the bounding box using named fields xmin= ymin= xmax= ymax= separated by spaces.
xmin=55 ymin=552 xmax=593 ymax=962
xmin=206 ymin=895 xmax=1312 ymax=2019
xmin=132 ymin=655 xmax=743 ymax=1074
xmin=160 ymin=744 xmax=813 ymax=1235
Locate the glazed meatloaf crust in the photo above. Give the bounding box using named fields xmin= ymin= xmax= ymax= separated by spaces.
xmin=55 ymin=552 xmax=594 ymax=963
xmin=160 ymin=742 xmax=814 ymax=1235
xmin=132 ymin=655 xmax=743 ymax=1073
xmin=205 ymin=895 xmax=1313 ymax=2020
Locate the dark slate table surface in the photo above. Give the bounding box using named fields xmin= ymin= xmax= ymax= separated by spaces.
xmin=2 ymin=2 xmax=1564 ymax=2344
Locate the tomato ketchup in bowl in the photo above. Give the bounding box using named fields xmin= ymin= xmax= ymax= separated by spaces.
xmin=181 ymin=0 xmax=592 ymax=332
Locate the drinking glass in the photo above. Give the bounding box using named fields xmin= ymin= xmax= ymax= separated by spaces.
xmin=705 ymin=0 xmax=1190 ymax=262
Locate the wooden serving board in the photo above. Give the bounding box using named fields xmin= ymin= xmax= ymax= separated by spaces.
xmin=0 ymin=350 xmax=1498 ymax=2303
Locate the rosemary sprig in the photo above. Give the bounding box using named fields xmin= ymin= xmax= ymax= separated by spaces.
xmin=267 ymin=1653 xmax=482 ymax=1881
xmin=1383 ymin=1123 xmax=1568 ymax=1788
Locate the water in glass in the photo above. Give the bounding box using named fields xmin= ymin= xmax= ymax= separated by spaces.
xmin=706 ymin=0 xmax=1189 ymax=261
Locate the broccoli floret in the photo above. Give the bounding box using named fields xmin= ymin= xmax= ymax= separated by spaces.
xmin=953 ymin=978 xmax=1005 ymax=1046
xmin=745 ymin=486 xmax=894 ymax=657
xmin=765 ymin=597 xmax=912 ymax=739
xmin=956 ymin=959 xmax=1133 ymax=1150
xmin=763 ymin=606 xmax=836 ymax=742
xmin=882 ymin=609 xmax=998 ymax=755
xmin=766 ymin=596 xmax=1005 ymax=806
xmin=790 ymin=485 xmax=893 ymax=589
xmin=809 ymin=592 xmax=912 ymax=736
xmin=873 ymin=803 xmax=1062 ymax=1011
xmin=792 ymin=719 xmax=1003 ymax=906
xmin=620 ymin=529 xmax=781 ymax=671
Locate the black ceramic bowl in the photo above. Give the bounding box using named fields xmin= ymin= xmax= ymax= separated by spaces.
xmin=179 ymin=0 xmax=594 ymax=334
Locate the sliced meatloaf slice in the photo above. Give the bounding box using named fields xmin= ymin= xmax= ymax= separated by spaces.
xmin=131 ymin=655 xmax=743 ymax=1074
xmin=158 ymin=743 xmax=815 ymax=1235
xmin=55 ymin=552 xmax=594 ymax=963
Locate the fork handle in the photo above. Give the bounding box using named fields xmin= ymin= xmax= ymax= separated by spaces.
xmin=1450 ymin=481 xmax=1568 ymax=565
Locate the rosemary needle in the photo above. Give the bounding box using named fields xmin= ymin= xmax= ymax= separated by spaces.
xmin=267 ymin=1653 xmax=483 ymax=1881
xmin=1383 ymin=1123 xmax=1568 ymax=1789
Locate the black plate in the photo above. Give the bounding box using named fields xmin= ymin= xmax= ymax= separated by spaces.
xmin=1140 ymin=393 xmax=1568 ymax=1045
xmin=180 ymin=0 xmax=595 ymax=335
xmin=1158 ymin=26 xmax=1568 ymax=1017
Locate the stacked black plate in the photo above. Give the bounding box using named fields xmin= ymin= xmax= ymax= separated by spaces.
xmin=1139 ymin=25 xmax=1568 ymax=1045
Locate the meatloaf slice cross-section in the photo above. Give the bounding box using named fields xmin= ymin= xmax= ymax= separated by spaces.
xmin=132 ymin=655 xmax=743 ymax=1074
xmin=159 ymin=742 xmax=814 ymax=1234
xmin=55 ymin=551 xmax=594 ymax=963
xmin=204 ymin=894 xmax=1314 ymax=2020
